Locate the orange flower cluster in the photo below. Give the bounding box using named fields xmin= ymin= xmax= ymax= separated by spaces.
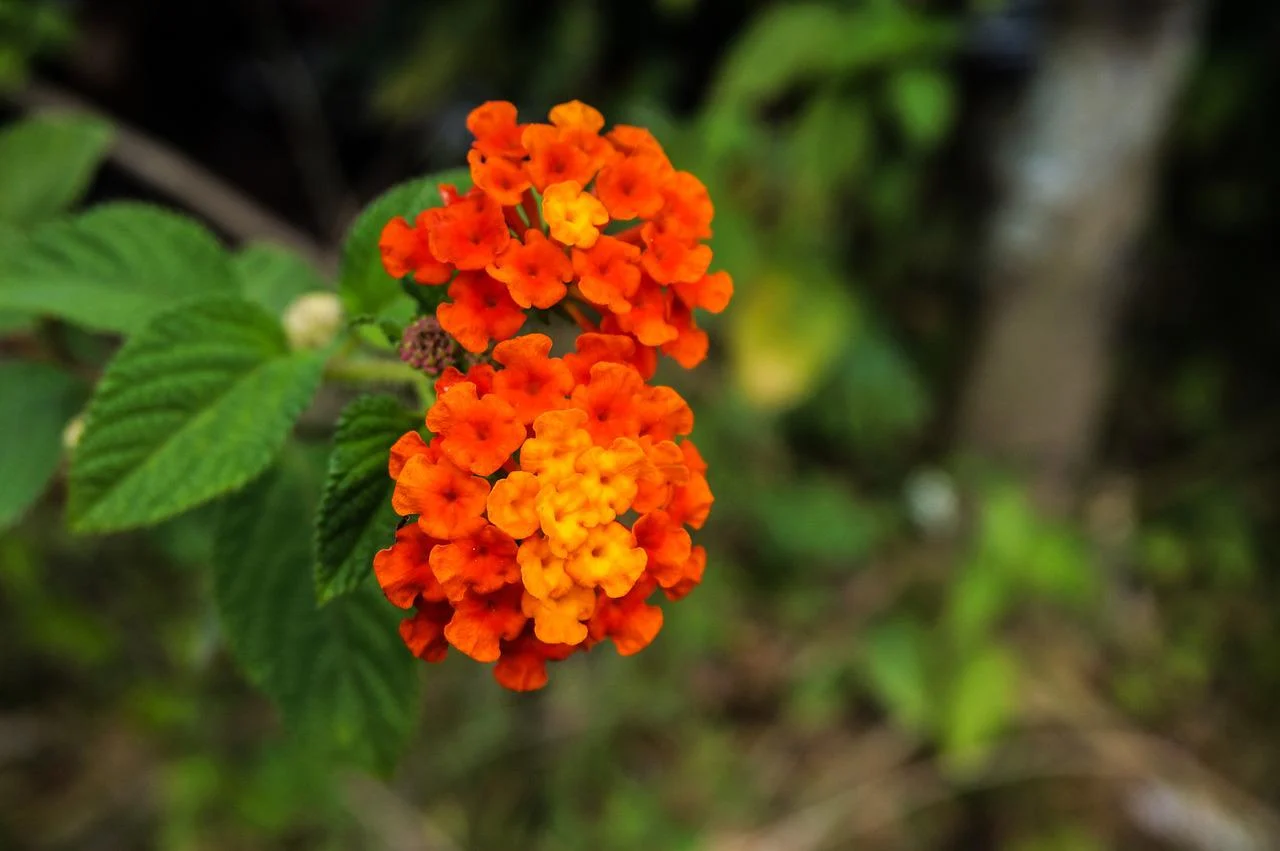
xmin=377 ymin=99 xmax=732 ymax=371
xmin=374 ymin=333 xmax=712 ymax=690
xmin=372 ymin=100 xmax=728 ymax=690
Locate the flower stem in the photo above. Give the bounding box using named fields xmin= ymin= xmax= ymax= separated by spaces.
xmin=521 ymin=189 xmax=542 ymax=232
xmin=324 ymin=355 xmax=435 ymax=410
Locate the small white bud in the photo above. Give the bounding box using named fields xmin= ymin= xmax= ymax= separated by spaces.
xmin=283 ymin=292 xmax=344 ymax=350
xmin=62 ymin=415 xmax=85 ymax=453
xmin=904 ymin=468 xmax=959 ymax=538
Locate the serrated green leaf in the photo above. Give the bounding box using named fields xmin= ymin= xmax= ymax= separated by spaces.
xmin=888 ymin=67 xmax=955 ymax=150
xmin=339 ymin=169 xmax=470 ymax=320
xmin=863 ymin=618 xmax=933 ymax=733
xmin=0 ymin=361 xmax=87 ymax=529
xmin=315 ymin=395 xmax=421 ymax=604
xmin=0 ymin=203 xmax=238 ymax=334
xmin=68 ymin=297 xmax=326 ymax=532
xmin=214 ymin=454 xmax=420 ymax=772
xmin=0 ymin=114 xmax=113 ymax=225
xmin=232 ymin=242 xmax=329 ymax=317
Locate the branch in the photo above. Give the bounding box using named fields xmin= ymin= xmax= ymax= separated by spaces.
xmin=9 ymin=79 xmax=339 ymax=277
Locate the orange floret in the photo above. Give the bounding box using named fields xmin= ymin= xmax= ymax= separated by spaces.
xmin=542 ymin=181 xmax=609 ymax=250
xmin=536 ymin=474 xmax=603 ymax=556
xmin=516 ymin=534 xmax=575 ymax=600
xmin=549 ymin=100 xmax=605 ymax=134
xmin=436 ymin=271 xmax=527 ymax=353
xmin=663 ymin=545 xmax=706 ymax=601
xmin=444 ymin=585 xmax=527 ymax=662
xmin=633 ymin=509 xmax=693 ymax=590
xmin=468 ymin=149 xmax=532 ymax=207
xmin=520 ymin=408 xmax=594 ymax=483
xmin=400 ymin=601 xmax=454 ymax=662
xmin=672 ymin=269 xmax=733 ymax=314
xmin=467 ymin=100 xmax=527 ymax=160
xmin=570 ymin=362 xmax=646 ymax=444
xmin=373 ymin=524 xmax=447 ymax=608
xmin=388 ymin=430 xmax=433 ymax=478
xmin=547 ymin=100 xmax=613 ymax=172
xmin=521 ymin=584 xmax=596 ymax=645
xmin=522 ymin=125 xmax=597 ymax=192
xmin=429 ymin=523 xmax=520 ymax=601
xmin=597 ymin=315 xmax=659 ymax=379
xmin=491 ymin=333 xmax=574 ymax=423
xmin=638 ymin=384 xmax=694 ymax=442
xmin=487 ymin=471 xmax=541 ymax=539
xmin=564 ymin=520 xmax=648 ymax=598
xmin=665 ymin=441 xmax=713 ymax=530
xmin=391 ymin=454 xmax=490 ymax=540
xmin=487 ymin=229 xmax=573 ymax=309
xmin=572 ymin=438 xmax=649 ymax=521
xmin=379 ymin=213 xmax=452 ymax=284
xmin=614 ymin=282 xmax=678 ymax=346
xmin=662 ymin=301 xmax=710 ymax=369
xmin=658 ymin=170 xmax=714 ymax=240
xmin=426 ymin=381 xmax=527 ymax=476
xmin=573 ymin=236 xmax=642 ymax=314
xmin=563 ymin=333 xmax=641 ymax=384
xmin=632 ymin=438 xmax=690 ymax=514
xmin=639 ymin=221 xmax=712 ymax=285
xmin=587 ymin=578 xmax=664 ymax=655
xmin=494 ymin=631 xmax=577 ymax=691
xmin=595 ymin=153 xmax=669 ymax=221
xmin=606 ymin=125 xmax=665 ymax=158
xmin=435 ymin=362 xmax=497 ymax=398
xmin=425 ymin=192 xmax=511 ymax=271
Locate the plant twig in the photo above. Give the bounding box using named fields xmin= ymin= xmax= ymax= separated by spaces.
xmin=9 ymin=79 xmax=338 ymax=276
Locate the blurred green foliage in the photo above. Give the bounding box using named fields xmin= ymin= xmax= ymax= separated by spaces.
xmin=0 ymin=0 xmax=68 ymax=91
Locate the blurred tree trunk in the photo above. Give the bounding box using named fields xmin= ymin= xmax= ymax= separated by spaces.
xmin=960 ymin=0 xmax=1203 ymax=513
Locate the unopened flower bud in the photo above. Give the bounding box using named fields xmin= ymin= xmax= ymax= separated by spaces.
xmin=283 ymin=292 xmax=344 ymax=350
xmin=62 ymin=415 xmax=85 ymax=453
xmin=398 ymin=315 xmax=458 ymax=376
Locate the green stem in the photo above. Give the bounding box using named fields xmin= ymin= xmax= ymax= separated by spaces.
xmin=323 ymin=355 xmax=435 ymax=410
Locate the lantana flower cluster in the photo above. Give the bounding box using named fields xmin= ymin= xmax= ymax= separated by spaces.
xmin=372 ymin=100 xmax=729 ymax=691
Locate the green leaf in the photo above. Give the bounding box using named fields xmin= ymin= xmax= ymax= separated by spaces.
xmin=339 ymin=169 xmax=470 ymax=320
xmin=943 ymin=643 xmax=1018 ymax=768
xmin=68 ymin=297 xmax=326 ymax=532
xmin=232 ymin=242 xmax=329 ymax=317
xmin=0 ymin=203 xmax=238 ymax=334
xmin=863 ymin=618 xmax=933 ymax=732
xmin=944 ymin=566 xmax=1010 ymax=650
xmin=791 ymin=327 xmax=930 ymax=459
xmin=0 ymin=362 xmax=87 ymax=529
xmin=315 ymin=395 xmax=421 ymax=604
xmin=787 ymin=92 xmax=874 ymax=197
xmin=710 ymin=4 xmax=957 ymax=112
xmin=756 ymin=475 xmax=881 ymax=564
xmin=887 ymin=67 xmax=955 ymax=150
xmin=0 ymin=114 xmax=113 ymax=225
xmin=729 ymin=266 xmax=859 ymax=410
xmin=214 ymin=454 xmax=420 ymax=772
